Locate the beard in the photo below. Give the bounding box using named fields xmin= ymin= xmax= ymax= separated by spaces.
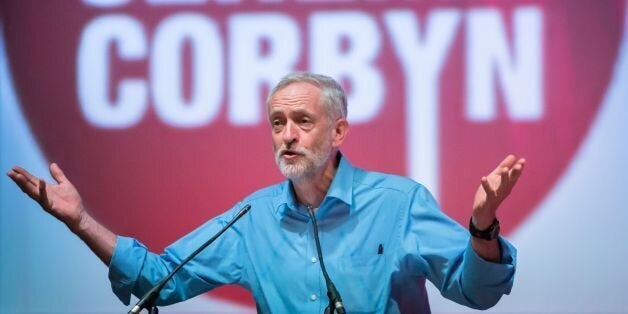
xmin=274 ymin=137 xmax=333 ymax=181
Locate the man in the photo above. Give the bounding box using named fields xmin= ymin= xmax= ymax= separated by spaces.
xmin=7 ymin=72 xmax=525 ymax=313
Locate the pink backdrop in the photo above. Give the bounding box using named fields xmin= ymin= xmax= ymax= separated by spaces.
xmin=1 ymin=0 xmax=627 ymax=312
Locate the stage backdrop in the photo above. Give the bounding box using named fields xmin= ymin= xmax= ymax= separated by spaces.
xmin=1 ymin=1 xmax=627 ymax=313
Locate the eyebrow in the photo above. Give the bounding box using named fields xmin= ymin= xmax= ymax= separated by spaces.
xmin=269 ymin=108 xmax=311 ymax=118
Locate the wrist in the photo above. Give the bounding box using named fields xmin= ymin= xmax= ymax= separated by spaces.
xmin=471 ymin=212 xmax=496 ymax=230
xmin=67 ymin=208 xmax=90 ymax=234
xmin=469 ymin=216 xmax=500 ymax=241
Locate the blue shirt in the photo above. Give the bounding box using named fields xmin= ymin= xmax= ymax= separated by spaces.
xmin=109 ymin=155 xmax=516 ymax=313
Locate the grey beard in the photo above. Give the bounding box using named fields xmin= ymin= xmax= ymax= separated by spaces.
xmin=275 ymin=144 xmax=331 ymax=180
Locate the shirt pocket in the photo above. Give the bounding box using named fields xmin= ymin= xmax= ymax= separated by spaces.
xmin=331 ymin=254 xmax=389 ymax=314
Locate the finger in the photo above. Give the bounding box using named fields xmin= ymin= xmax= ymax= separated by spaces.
xmin=509 ymin=158 xmax=526 ymax=184
xmin=480 ymin=176 xmax=492 ymax=196
xmin=39 ymin=179 xmax=50 ymax=208
xmin=7 ymin=171 xmax=40 ymax=198
xmin=50 ymin=163 xmax=68 ymax=184
xmin=500 ymin=167 xmax=509 ymax=186
xmin=493 ymin=154 xmax=516 ymax=173
xmin=11 ymin=166 xmax=40 ymax=186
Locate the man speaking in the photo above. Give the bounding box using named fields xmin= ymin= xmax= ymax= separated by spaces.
xmin=7 ymin=72 xmax=525 ymax=313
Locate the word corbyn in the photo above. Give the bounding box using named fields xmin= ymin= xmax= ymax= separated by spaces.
xmin=78 ymin=8 xmax=543 ymax=128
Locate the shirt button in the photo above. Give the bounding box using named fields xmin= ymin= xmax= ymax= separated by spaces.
xmin=310 ymin=294 xmax=318 ymax=301
xmin=311 ymin=257 xmax=317 ymax=263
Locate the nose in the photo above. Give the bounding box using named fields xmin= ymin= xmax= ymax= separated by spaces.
xmin=282 ymin=121 xmax=299 ymax=145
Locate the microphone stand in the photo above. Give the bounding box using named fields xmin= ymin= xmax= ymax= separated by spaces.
xmin=127 ymin=204 xmax=251 ymax=314
xmin=307 ymin=206 xmax=346 ymax=314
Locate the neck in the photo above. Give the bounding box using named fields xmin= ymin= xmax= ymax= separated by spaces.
xmin=292 ymin=152 xmax=340 ymax=208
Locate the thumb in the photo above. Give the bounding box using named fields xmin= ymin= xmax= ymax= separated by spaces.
xmin=49 ymin=162 xmax=68 ymax=184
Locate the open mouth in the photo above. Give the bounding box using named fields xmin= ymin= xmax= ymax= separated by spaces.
xmin=281 ymin=150 xmax=301 ymax=159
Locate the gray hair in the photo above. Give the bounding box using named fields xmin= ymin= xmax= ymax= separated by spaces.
xmin=267 ymin=72 xmax=348 ymax=120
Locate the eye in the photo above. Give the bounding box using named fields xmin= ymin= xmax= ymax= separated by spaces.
xmin=271 ymin=118 xmax=284 ymax=131
xmin=299 ymin=117 xmax=313 ymax=129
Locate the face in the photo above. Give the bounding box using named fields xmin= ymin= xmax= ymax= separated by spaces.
xmin=268 ymin=82 xmax=336 ymax=180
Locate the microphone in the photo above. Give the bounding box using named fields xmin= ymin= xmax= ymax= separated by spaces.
xmin=127 ymin=204 xmax=251 ymax=314
xmin=307 ymin=206 xmax=346 ymax=314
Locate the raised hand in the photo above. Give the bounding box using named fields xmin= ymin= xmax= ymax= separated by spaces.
xmin=472 ymin=155 xmax=526 ymax=229
xmin=7 ymin=163 xmax=116 ymax=264
xmin=7 ymin=163 xmax=86 ymax=230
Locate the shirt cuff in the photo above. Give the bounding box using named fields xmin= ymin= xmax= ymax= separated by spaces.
xmin=108 ymin=236 xmax=148 ymax=305
xmin=463 ymin=236 xmax=517 ymax=293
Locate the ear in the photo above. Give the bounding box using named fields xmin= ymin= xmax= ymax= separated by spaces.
xmin=331 ymin=118 xmax=349 ymax=148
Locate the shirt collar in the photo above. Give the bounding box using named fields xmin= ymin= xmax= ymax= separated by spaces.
xmin=274 ymin=153 xmax=355 ymax=217
xmin=324 ymin=154 xmax=354 ymax=207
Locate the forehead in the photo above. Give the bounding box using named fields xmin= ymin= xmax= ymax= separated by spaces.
xmin=268 ymin=82 xmax=323 ymax=114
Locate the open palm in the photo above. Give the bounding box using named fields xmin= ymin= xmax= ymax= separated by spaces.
xmin=472 ymin=155 xmax=525 ymax=228
xmin=7 ymin=163 xmax=85 ymax=228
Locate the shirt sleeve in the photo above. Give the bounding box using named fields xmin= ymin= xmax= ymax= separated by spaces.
xmin=108 ymin=206 xmax=248 ymax=306
xmin=459 ymin=237 xmax=516 ymax=308
xmin=401 ymin=184 xmax=516 ymax=310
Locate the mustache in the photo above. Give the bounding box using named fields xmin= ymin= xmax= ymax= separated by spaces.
xmin=275 ymin=146 xmax=308 ymax=159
